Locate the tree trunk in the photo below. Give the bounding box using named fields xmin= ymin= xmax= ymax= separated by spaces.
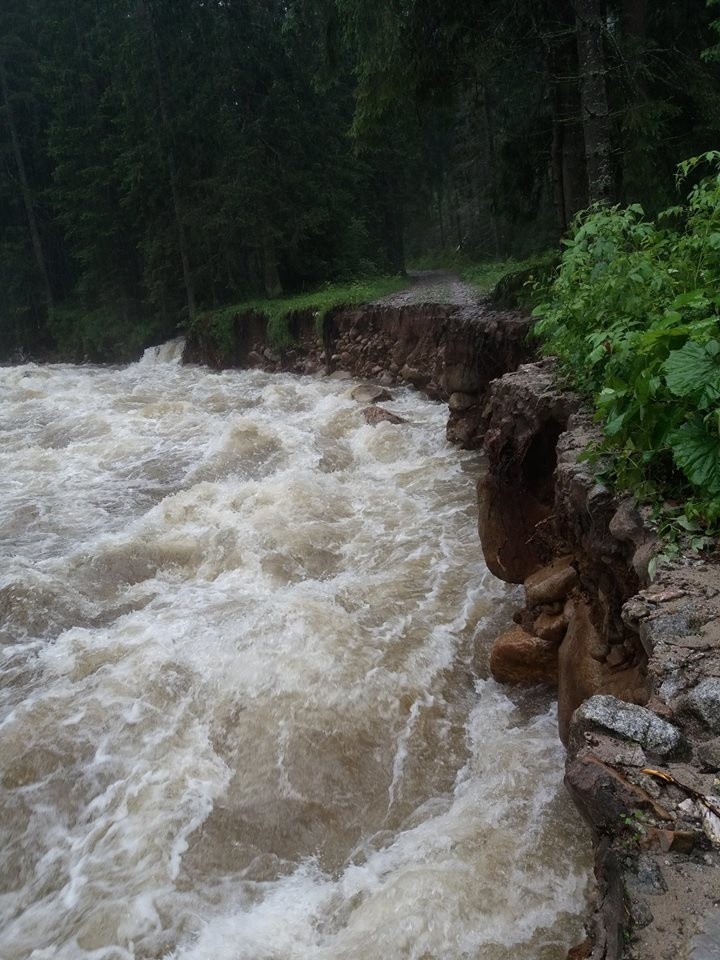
xmin=0 ymin=52 xmax=54 ymax=322
xmin=261 ymin=226 xmax=283 ymax=299
xmin=479 ymin=89 xmax=502 ymax=256
xmin=141 ymin=0 xmax=196 ymax=323
xmin=536 ymin=1 xmax=588 ymax=231
xmin=573 ymin=0 xmax=614 ymax=204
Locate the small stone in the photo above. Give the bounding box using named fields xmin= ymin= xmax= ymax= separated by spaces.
xmin=524 ymin=556 xmax=578 ymax=606
xmin=606 ymin=644 xmax=627 ymax=667
xmin=628 ymin=855 xmax=668 ymax=896
xmin=351 ymin=384 xmax=392 ymax=403
xmin=698 ymin=738 xmax=720 ymax=772
xmin=686 ymin=679 xmax=720 ymax=734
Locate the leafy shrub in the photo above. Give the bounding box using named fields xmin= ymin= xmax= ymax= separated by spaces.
xmin=532 ymin=153 xmax=720 ymax=530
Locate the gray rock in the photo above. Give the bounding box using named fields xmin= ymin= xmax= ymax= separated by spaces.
xmin=698 ymin=738 xmax=720 ymax=772
xmin=686 ymin=679 xmax=720 ymax=734
xmin=571 ymin=694 xmax=687 ymax=759
xmin=351 ymin=384 xmax=392 ymax=403
xmin=329 ymin=369 xmax=352 ymax=381
xmin=627 ymin=855 xmax=668 ymax=896
xmin=448 ymin=391 xmax=476 ymax=412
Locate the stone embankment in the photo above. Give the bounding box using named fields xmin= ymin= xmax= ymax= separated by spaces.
xmin=184 ymin=288 xmax=720 ymax=960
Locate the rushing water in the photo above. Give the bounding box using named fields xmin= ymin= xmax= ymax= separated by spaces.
xmin=0 ymin=350 xmax=591 ymax=960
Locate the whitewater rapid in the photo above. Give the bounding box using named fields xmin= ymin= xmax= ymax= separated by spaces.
xmin=0 ymin=351 xmax=591 ymax=959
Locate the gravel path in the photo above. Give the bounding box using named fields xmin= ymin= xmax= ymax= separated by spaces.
xmin=374 ymin=270 xmax=482 ymax=307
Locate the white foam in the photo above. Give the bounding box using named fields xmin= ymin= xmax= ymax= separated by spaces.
xmin=0 ymin=362 xmax=591 ymax=959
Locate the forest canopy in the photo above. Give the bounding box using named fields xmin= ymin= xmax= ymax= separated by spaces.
xmin=1 ymin=0 xmax=719 ymax=360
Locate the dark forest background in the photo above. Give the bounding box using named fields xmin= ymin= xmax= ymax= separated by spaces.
xmin=1 ymin=0 xmax=719 ymax=360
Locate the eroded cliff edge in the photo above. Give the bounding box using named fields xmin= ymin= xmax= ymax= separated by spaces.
xmin=479 ymin=359 xmax=720 ymax=960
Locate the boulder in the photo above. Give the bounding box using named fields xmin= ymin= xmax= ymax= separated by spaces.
xmin=524 ymin=556 xmax=578 ymax=606
xmin=684 ymin=678 xmax=720 ymax=734
xmin=329 ymin=369 xmax=352 ymax=381
xmin=363 ymin=406 xmax=407 ymax=426
xmin=351 ymin=384 xmax=392 ymax=404
xmin=533 ymin=609 xmax=569 ymax=644
xmin=448 ymin=391 xmax=476 ymax=412
xmin=569 ymin=694 xmax=687 ymax=760
xmin=489 ymin=626 xmax=558 ymax=685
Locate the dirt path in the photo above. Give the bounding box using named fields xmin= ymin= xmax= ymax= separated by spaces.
xmin=374 ymin=270 xmax=482 ymax=308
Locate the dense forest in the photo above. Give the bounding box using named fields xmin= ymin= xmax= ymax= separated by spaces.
xmin=1 ymin=0 xmax=719 ymax=361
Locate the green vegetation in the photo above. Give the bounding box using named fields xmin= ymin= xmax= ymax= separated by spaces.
xmin=195 ymin=275 xmax=409 ymax=351
xmin=533 ymin=153 xmax=720 ymax=539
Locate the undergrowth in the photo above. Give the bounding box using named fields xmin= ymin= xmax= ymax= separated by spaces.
xmin=532 ymin=152 xmax=720 ymax=546
xmin=195 ymin=276 xmax=408 ymax=350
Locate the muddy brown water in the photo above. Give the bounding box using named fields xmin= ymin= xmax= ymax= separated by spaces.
xmin=0 ymin=346 xmax=591 ymax=959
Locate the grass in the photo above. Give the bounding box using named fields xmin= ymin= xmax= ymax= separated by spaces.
xmin=195 ymin=275 xmax=409 ymax=349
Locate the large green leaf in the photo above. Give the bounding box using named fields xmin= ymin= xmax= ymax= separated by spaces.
xmin=664 ymin=340 xmax=720 ymax=408
xmin=670 ymin=418 xmax=720 ymax=495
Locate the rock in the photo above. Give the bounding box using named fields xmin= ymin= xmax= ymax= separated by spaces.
xmin=698 ymin=738 xmax=720 ymax=772
xmin=399 ymin=364 xmax=429 ymax=388
xmin=263 ymin=347 xmax=280 ymax=363
xmin=524 ymin=556 xmax=578 ymax=606
xmin=448 ymin=391 xmax=476 ymax=412
xmin=351 ymin=384 xmax=392 ymax=403
xmin=565 ymin=751 xmax=672 ymax=832
xmin=363 ymin=406 xmax=407 ymax=426
xmin=569 ymin=694 xmax=688 ymax=760
xmin=247 ymin=350 xmax=263 ymax=365
xmin=377 ymin=371 xmax=394 ymax=387
xmin=609 ymin=497 xmax=645 ymax=544
xmin=489 ymin=626 xmax=558 ymax=686
xmin=558 ymin=598 xmax=649 ymax=743
xmin=627 ymin=855 xmax=668 ymax=896
xmin=329 ymin=369 xmax=352 ymax=381
xmin=533 ymin=609 xmax=568 ymax=644
xmin=685 ymin=679 xmax=720 ymax=734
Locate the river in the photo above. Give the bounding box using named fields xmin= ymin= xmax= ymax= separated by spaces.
xmin=0 ymin=348 xmax=591 ymax=959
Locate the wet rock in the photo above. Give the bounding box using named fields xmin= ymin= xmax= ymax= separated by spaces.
xmin=628 ymin=855 xmax=668 ymax=896
xmin=363 ymin=406 xmax=407 ymax=426
xmin=351 ymin=384 xmax=392 ymax=404
xmin=524 ymin=556 xmax=578 ymax=606
xmin=263 ymin=347 xmax=280 ymax=363
xmin=489 ymin=626 xmax=558 ymax=685
xmin=685 ymin=679 xmax=720 ymax=734
xmin=698 ymin=738 xmax=720 ymax=772
xmin=329 ymin=369 xmax=352 ymax=381
xmin=565 ymin=751 xmax=671 ymax=832
xmin=448 ymin=391 xmax=476 ymax=412
xmin=533 ymin=608 xmax=568 ymax=644
xmin=569 ymin=694 xmax=687 ymax=760
xmin=377 ymin=371 xmax=395 ymax=387
xmin=399 ymin=364 xmax=430 ymax=388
